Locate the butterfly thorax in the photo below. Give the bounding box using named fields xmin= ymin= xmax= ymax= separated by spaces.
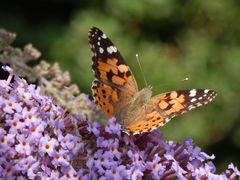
xmin=116 ymin=87 xmax=152 ymax=127
xmin=131 ymin=86 xmax=152 ymax=106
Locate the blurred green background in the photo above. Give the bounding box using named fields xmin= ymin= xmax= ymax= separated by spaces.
xmin=1 ymin=0 xmax=239 ymax=172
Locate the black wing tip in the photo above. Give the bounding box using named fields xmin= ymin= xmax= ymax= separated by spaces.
xmin=202 ymin=89 xmax=217 ymax=98
xmin=88 ymin=27 xmax=105 ymax=44
xmin=196 ymin=89 xmax=218 ymax=102
xmin=206 ymin=89 xmax=217 ymax=102
xmin=177 ymin=89 xmax=218 ymax=101
xmin=204 ymin=89 xmax=217 ymax=96
xmin=211 ymin=89 xmax=217 ymax=95
xmin=88 ymin=27 xmax=103 ymax=36
xmin=89 ymin=26 xmax=99 ymax=31
xmin=88 ymin=27 xmax=97 ymax=34
xmin=88 ymin=27 xmax=97 ymax=40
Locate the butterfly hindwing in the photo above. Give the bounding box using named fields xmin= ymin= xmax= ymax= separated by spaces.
xmin=92 ymin=79 xmax=120 ymax=117
xmin=124 ymin=89 xmax=217 ymax=135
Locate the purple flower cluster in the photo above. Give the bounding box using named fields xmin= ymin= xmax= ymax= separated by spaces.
xmin=0 ymin=66 xmax=239 ymax=179
xmin=82 ymin=118 xmax=239 ymax=179
xmin=0 ymin=66 xmax=83 ymax=179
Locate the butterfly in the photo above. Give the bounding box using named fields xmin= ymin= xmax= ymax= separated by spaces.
xmin=88 ymin=27 xmax=217 ymax=135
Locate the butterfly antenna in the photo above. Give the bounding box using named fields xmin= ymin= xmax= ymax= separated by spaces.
xmin=136 ymin=54 xmax=148 ymax=87
xmin=155 ymin=76 xmax=189 ymax=90
xmin=180 ymin=77 xmax=189 ymax=82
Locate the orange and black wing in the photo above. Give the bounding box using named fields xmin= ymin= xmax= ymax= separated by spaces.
xmin=124 ymin=89 xmax=217 ymax=135
xmin=89 ymin=27 xmax=138 ymax=117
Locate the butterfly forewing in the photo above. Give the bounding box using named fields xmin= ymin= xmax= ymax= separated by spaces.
xmin=124 ymin=89 xmax=217 ymax=135
xmin=89 ymin=27 xmax=138 ymax=117
xmin=153 ymin=89 xmax=217 ymax=118
xmin=88 ymin=27 xmax=138 ymax=94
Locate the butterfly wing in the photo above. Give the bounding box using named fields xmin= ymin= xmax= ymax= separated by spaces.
xmin=89 ymin=27 xmax=138 ymax=117
xmin=124 ymin=89 xmax=217 ymax=135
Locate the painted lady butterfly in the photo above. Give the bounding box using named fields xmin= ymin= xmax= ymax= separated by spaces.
xmin=88 ymin=27 xmax=217 ymax=135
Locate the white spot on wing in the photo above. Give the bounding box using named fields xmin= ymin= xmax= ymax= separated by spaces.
xmin=181 ymin=110 xmax=187 ymax=114
xmin=190 ymin=98 xmax=197 ymax=102
xmin=190 ymin=89 xmax=197 ymax=97
xmin=165 ymin=118 xmax=170 ymax=123
xmin=188 ymin=105 xmax=195 ymax=110
xmin=107 ymin=46 xmax=117 ymax=54
xmin=99 ymin=47 xmax=104 ymax=54
xmin=107 ymin=47 xmax=113 ymax=54
xmin=204 ymin=89 xmax=209 ymax=94
xmin=102 ymin=33 xmax=107 ymax=39
xmin=196 ymin=102 xmax=202 ymax=107
xmin=112 ymin=46 xmax=117 ymax=52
